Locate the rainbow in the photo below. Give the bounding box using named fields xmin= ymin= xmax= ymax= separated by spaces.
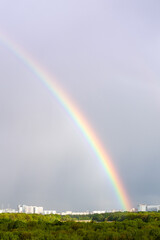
xmin=0 ymin=33 xmax=131 ymax=210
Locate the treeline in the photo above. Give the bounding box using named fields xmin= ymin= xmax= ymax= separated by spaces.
xmin=0 ymin=212 xmax=160 ymax=239
xmin=0 ymin=213 xmax=70 ymax=222
xmin=71 ymin=211 xmax=160 ymax=222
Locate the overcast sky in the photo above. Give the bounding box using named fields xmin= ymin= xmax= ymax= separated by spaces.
xmin=0 ymin=0 xmax=160 ymax=211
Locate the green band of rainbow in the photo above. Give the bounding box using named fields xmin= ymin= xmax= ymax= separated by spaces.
xmin=0 ymin=34 xmax=131 ymax=210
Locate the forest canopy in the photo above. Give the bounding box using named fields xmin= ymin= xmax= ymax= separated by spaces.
xmin=0 ymin=212 xmax=160 ymax=239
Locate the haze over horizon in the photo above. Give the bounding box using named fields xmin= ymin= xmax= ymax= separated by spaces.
xmin=0 ymin=0 xmax=160 ymax=212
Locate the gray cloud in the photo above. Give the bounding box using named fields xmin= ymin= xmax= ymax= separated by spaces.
xmin=0 ymin=0 xmax=160 ymax=211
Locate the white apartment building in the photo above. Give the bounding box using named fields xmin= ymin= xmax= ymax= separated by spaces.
xmin=0 ymin=208 xmax=17 ymax=213
xmin=147 ymin=205 xmax=160 ymax=212
xmin=34 ymin=206 xmax=43 ymax=214
xmin=43 ymin=210 xmax=56 ymax=215
xmin=138 ymin=204 xmax=147 ymax=212
xmin=61 ymin=211 xmax=72 ymax=215
xmin=138 ymin=204 xmax=160 ymax=212
xmin=72 ymin=212 xmax=90 ymax=215
xmin=92 ymin=211 xmax=105 ymax=214
xmin=18 ymin=205 xmax=43 ymax=214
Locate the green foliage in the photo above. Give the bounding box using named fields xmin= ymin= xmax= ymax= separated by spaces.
xmin=0 ymin=212 xmax=160 ymax=239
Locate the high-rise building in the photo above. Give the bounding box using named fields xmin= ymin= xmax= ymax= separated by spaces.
xmin=138 ymin=204 xmax=160 ymax=212
xmin=18 ymin=205 xmax=43 ymax=214
xmin=43 ymin=210 xmax=56 ymax=215
xmin=147 ymin=205 xmax=160 ymax=212
xmin=138 ymin=204 xmax=147 ymax=212
xmin=34 ymin=206 xmax=43 ymax=214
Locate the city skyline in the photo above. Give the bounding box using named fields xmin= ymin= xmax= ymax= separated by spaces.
xmin=1 ymin=202 xmax=160 ymax=215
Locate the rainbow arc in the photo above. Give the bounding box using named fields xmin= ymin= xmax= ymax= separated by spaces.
xmin=0 ymin=34 xmax=131 ymax=210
